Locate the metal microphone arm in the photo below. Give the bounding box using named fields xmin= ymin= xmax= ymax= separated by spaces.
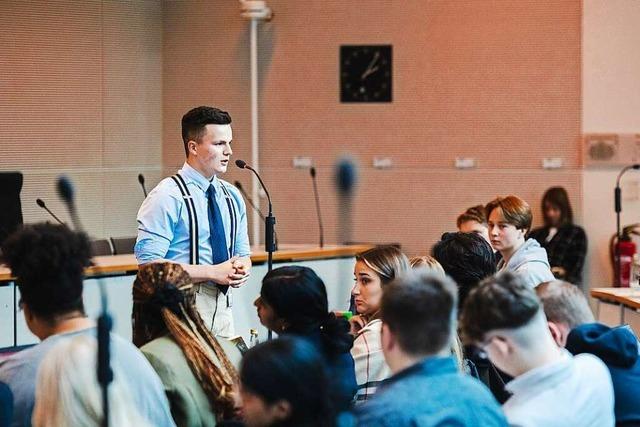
xmin=235 ymin=160 xmax=276 ymax=270
xmin=56 ymin=176 xmax=112 ymax=427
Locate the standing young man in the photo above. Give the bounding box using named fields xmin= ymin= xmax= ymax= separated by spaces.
xmin=136 ymin=106 xmax=251 ymax=337
xmin=486 ymin=195 xmax=554 ymax=288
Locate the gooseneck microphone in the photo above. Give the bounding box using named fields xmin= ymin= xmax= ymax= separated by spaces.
xmin=138 ymin=174 xmax=148 ymax=198
xmin=36 ymin=198 xmax=64 ymax=225
xmin=235 ymin=159 xmax=276 ymax=271
xmin=235 ymin=180 xmax=278 ymax=250
xmin=309 ymin=167 xmax=324 ymax=248
xmin=55 ymin=175 xmax=113 ymax=427
xmin=614 ymin=164 xmax=640 ymax=286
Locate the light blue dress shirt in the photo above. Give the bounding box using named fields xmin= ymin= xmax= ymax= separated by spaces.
xmin=135 ymin=162 xmax=251 ymax=265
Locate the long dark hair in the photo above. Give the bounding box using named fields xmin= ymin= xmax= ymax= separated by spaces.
xmin=132 ymin=263 xmax=238 ymax=421
xmin=260 ymin=266 xmax=353 ymax=356
xmin=542 ymin=186 xmax=573 ymax=225
xmin=240 ymin=337 xmax=332 ymax=427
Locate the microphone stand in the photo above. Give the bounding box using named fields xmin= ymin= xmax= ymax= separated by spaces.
xmin=57 ymin=176 xmax=112 ymax=427
xmin=310 ymin=168 xmax=324 ymax=248
xmin=236 ymin=161 xmax=276 ymax=339
xmin=615 ymin=164 xmax=640 ymax=286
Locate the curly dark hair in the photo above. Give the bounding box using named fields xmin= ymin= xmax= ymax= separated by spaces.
xmin=432 ymin=232 xmax=496 ymax=308
xmin=181 ymin=106 xmax=232 ymax=156
xmin=1 ymin=223 xmax=91 ymax=320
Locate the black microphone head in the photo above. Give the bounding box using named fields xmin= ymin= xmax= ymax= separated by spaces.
xmin=335 ymin=157 xmax=358 ymax=194
xmin=634 ymin=164 xmax=640 ymax=170
xmin=138 ymin=173 xmax=145 ymax=185
xmin=36 ymin=198 xmax=45 ymax=208
xmin=234 ymin=180 xmax=244 ymax=190
xmin=235 ymin=159 xmax=247 ymax=169
xmin=56 ymin=175 xmax=75 ymax=204
xmin=310 ymin=167 xmax=316 ymax=178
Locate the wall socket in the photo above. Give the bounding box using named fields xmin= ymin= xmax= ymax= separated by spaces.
xmin=455 ymin=157 xmax=476 ymax=169
xmin=542 ymin=158 xmax=563 ymax=169
xmin=292 ymin=156 xmax=312 ymax=169
xmin=373 ymin=157 xmax=393 ymax=169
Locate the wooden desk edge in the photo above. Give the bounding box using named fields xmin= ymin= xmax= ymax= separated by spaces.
xmin=0 ymin=244 xmax=373 ymax=282
xmin=591 ymin=288 xmax=640 ymax=311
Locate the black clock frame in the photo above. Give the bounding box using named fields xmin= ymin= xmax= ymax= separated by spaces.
xmin=340 ymin=44 xmax=393 ymax=103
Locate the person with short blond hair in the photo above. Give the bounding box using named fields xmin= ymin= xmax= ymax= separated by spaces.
xmin=409 ymin=255 xmax=445 ymax=276
xmin=537 ymin=280 xmax=640 ymax=424
xmin=536 ymin=280 xmax=594 ymax=346
xmin=486 ymin=195 xmax=554 ymax=288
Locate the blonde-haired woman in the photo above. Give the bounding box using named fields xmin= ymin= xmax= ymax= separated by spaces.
xmin=351 ymin=245 xmax=411 ymax=403
xmin=132 ymin=262 xmax=240 ymax=426
xmin=32 ymin=335 xmax=150 ymax=427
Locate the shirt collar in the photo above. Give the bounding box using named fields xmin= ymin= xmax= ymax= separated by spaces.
xmin=506 ymin=350 xmax=572 ymax=395
xmin=180 ymin=162 xmax=220 ymax=192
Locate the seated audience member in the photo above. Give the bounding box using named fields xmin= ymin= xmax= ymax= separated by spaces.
xmin=133 ymin=263 xmax=241 ymax=426
xmin=529 ymin=187 xmax=588 ymax=285
xmin=461 ymin=272 xmax=615 ymax=427
xmin=0 ymin=382 xmax=12 ymax=427
xmin=32 ymin=335 xmax=150 ymax=427
xmin=409 ymin=256 xmax=468 ymax=371
xmin=537 ymin=281 xmax=640 ymax=425
xmin=457 ymin=204 xmax=491 ymax=245
xmin=409 ymin=255 xmax=445 ymax=276
xmin=485 ymin=195 xmax=554 ymax=287
xmin=254 ymin=266 xmax=356 ymax=411
xmin=240 ymin=337 xmax=332 ymax=427
xmin=432 ymin=232 xmax=510 ymax=401
xmin=432 ymin=232 xmax=496 ymax=308
xmin=352 ymin=270 xmax=507 ymax=427
xmin=0 ymin=223 xmax=175 ymax=427
xmin=349 ymin=245 xmax=410 ymax=403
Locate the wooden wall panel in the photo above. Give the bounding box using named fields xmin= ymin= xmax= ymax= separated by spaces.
xmin=0 ymin=0 xmax=163 ymax=240
xmin=163 ymin=0 xmax=582 ymax=255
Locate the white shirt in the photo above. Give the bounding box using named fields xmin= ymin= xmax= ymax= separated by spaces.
xmin=503 ymin=351 xmax=615 ymax=427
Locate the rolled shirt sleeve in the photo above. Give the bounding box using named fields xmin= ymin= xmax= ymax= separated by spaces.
xmin=135 ymin=181 xmax=182 ymax=264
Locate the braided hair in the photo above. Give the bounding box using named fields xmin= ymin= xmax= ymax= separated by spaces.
xmin=132 ymin=263 xmax=238 ymax=420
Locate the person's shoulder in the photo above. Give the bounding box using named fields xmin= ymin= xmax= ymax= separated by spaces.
xmin=218 ymin=178 xmax=243 ymax=200
xmin=573 ymin=352 xmax=609 ymax=377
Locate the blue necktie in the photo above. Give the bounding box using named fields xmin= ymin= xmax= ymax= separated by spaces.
xmin=206 ymin=185 xmax=229 ymax=265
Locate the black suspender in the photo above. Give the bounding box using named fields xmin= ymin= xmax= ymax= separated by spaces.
xmin=171 ymin=173 xmax=237 ymax=264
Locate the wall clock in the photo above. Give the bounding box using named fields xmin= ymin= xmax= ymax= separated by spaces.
xmin=340 ymin=45 xmax=392 ymax=103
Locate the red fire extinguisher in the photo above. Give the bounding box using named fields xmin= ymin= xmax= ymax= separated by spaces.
xmin=611 ymin=224 xmax=640 ymax=287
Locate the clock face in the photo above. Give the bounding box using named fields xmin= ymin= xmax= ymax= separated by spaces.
xmin=340 ymin=45 xmax=392 ymax=103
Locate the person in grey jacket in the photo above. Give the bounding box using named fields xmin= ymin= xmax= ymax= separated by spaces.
xmin=486 ymin=195 xmax=554 ymax=288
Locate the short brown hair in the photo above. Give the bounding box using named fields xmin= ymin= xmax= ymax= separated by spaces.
xmin=485 ymin=195 xmax=532 ymax=232
xmin=381 ymin=270 xmax=457 ymax=355
xmin=461 ymin=272 xmax=540 ymax=343
xmin=356 ymin=245 xmax=411 ymax=286
xmin=536 ymin=281 xmax=594 ymax=329
xmin=456 ymin=205 xmax=487 ymax=228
